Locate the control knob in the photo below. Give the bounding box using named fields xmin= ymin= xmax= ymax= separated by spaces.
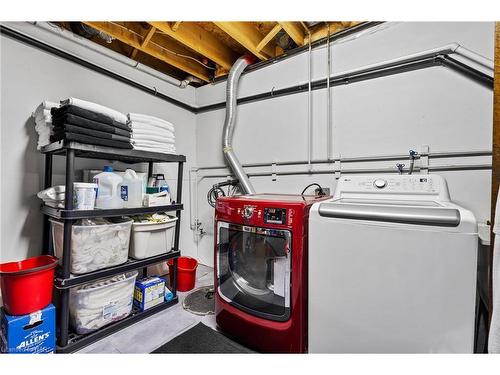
xmin=373 ymin=179 xmax=387 ymax=189
xmin=243 ymin=206 xmax=254 ymax=219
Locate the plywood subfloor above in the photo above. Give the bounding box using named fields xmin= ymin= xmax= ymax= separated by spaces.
xmin=55 ymin=21 xmax=363 ymax=85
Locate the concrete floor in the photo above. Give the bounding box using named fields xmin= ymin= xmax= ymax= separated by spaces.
xmin=77 ymin=264 xmax=216 ymax=353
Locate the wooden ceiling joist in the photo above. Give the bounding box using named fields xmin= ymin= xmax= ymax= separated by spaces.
xmin=304 ymin=21 xmax=362 ymax=44
xmin=130 ymin=25 xmax=156 ymax=60
xmin=148 ymin=21 xmax=238 ymax=70
xmin=214 ymin=22 xmax=275 ymax=60
xmin=256 ymin=24 xmax=282 ymax=52
xmin=83 ymin=21 xmax=210 ymax=81
xmin=278 ymin=22 xmax=306 ymax=46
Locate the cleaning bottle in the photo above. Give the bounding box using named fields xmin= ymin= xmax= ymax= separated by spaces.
xmin=93 ymin=166 xmax=124 ymax=209
xmin=121 ymin=169 xmax=143 ymax=208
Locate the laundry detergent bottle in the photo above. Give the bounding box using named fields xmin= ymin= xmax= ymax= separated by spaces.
xmin=121 ymin=169 xmax=143 ymax=208
xmin=93 ymin=166 xmax=124 ymax=209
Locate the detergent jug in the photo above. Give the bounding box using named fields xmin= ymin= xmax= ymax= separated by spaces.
xmin=93 ymin=166 xmax=123 ymax=209
xmin=121 ymin=169 xmax=143 ymax=208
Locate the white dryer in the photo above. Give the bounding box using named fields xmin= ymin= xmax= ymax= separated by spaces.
xmin=308 ymin=174 xmax=478 ymax=353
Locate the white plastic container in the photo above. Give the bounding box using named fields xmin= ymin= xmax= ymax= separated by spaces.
xmin=73 ymin=182 xmax=97 ymax=210
xmin=129 ymin=216 xmax=178 ymax=259
xmin=51 ymin=218 xmax=132 ymax=274
xmin=69 ymin=271 xmax=138 ymax=334
xmin=93 ymin=166 xmax=124 ymax=209
xmin=120 ymin=169 xmax=143 ymax=208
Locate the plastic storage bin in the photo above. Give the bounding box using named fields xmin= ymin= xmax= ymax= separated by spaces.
xmin=69 ymin=271 xmax=138 ymax=334
xmin=51 ymin=218 xmax=132 ymax=274
xmin=129 ymin=217 xmax=178 ymax=259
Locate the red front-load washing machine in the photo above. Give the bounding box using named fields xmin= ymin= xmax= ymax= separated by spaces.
xmin=214 ymin=193 xmax=328 ymax=353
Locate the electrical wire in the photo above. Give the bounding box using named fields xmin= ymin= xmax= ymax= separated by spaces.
xmin=207 ymin=187 xmax=225 ymax=208
xmin=301 ymin=183 xmax=326 ymax=196
xmin=108 ymin=22 xmax=217 ymax=70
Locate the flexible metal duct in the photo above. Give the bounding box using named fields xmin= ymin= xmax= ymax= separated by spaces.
xmin=222 ymin=55 xmax=256 ymax=194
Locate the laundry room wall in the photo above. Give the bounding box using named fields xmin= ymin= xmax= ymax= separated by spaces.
xmin=0 ymin=22 xmax=198 ymax=263
xmin=193 ymin=22 xmax=495 ymax=266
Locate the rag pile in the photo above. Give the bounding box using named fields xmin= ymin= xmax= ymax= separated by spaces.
xmin=32 ymin=101 xmax=59 ymax=149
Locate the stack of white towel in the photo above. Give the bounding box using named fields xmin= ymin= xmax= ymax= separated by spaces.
xmin=32 ymin=100 xmax=59 ymax=149
xmin=127 ymin=113 xmax=176 ymax=154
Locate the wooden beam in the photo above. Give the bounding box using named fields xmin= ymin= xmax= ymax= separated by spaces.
xmin=490 ymin=22 xmax=500 ymax=320
xmin=83 ymin=22 xmax=210 ymax=81
xmin=278 ymin=22 xmax=305 ymax=46
xmin=130 ymin=25 xmax=157 ymax=60
xmin=256 ymin=24 xmax=282 ymax=52
xmin=214 ymin=22 xmax=275 ymax=60
xmin=149 ymin=21 xmax=238 ymax=70
xmin=171 ymin=21 xmax=182 ymax=31
xmin=304 ymin=22 xmax=361 ymax=44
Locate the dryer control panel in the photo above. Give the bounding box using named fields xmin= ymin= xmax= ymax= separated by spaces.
xmin=333 ymin=174 xmax=451 ymax=202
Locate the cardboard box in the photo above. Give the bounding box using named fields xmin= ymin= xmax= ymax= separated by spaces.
xmin=1 ymin=304 xmax=56 ymax=354
xmin=134 ymin=277 xmax=165 ymax=311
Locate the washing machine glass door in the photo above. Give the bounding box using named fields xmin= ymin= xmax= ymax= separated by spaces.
xmin=217 ymin=222 xmax=291 ymax=321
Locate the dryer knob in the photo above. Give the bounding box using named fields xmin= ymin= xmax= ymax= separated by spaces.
xmin=374 ymin=179 xmax=387 ymax=189
xmin=243 ymin=206 xmax=254 ymax=219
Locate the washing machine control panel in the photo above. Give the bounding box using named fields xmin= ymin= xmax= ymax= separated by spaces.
xmin=334 ymin=174 xmax=449 ymax=200
xmin=264 ymin=208 xmax=287 ymax=225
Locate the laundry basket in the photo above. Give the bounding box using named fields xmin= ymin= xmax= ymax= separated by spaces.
xmin=51 ymin=218 xmax=132 ymax=274
xmin=69 ymin=271 xmax=138 ymax=334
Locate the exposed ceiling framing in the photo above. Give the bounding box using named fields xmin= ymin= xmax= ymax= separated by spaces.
xmin=58 ymin=21 xmax=363 ymax=85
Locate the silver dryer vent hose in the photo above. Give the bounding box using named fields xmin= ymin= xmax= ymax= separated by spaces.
xmin=222 ymin=55 xmax=256 ymax=195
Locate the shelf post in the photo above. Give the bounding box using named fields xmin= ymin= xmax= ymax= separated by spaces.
xmin=172 ymin=161 xmax=184 ymax=295
xmin=42 ymin=153 xmax=53 ymax=254
xmin=59 ymin=148 xmax=75 ymax=348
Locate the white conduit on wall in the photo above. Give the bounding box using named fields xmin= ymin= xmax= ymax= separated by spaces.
xmin=326 ymin=25 xmax=333 ymax=161
xmin=189 ymin=149 xmax=492 ymax=231
xmin=307 ymin=34 xmax=313 ymax=172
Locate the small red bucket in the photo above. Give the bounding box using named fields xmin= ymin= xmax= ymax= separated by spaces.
xmin=0 ymin=255 xmax=58 ymax=316
xmin=168 ymin=256 xmax=198 ymax=292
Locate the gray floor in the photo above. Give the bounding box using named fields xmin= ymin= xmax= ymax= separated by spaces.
xmin=77 ymin=264 xmax=217 ymax=354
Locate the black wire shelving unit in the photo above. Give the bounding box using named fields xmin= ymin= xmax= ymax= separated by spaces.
xmin=40 ymin=141 xmax=186 ymax=353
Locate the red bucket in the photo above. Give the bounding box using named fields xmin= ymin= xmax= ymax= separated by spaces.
xmin=0 ymin=255 xmax=58 ymax=316
xmin=168 ymin=257 xmax=198 ymax=292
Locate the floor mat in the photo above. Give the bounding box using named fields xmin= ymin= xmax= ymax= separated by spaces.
xmin=151 ymin=323 xmax=254 ymax=353
xmin=183 ymin=286 xmax=215 ymax=316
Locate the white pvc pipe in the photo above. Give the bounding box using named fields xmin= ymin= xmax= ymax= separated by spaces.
xmin=307 ymin=35 xmax=313 ymax=171
xmin=455 ymin=45 xmax=494 ymax=71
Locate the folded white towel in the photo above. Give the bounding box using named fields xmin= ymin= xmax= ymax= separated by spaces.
xmin=128 ymin=121 xmax=175 ymax=133
xmin=131 ymin=125 xmax=175 ymax=139
xmin=128 ymin=113 xmax=175 ymax=133
xmin=133 ymin=145 xmax=176 ymax=154
xmin=131 ymin=134 xmax=175 ymax=144
xmin=132 ymin=138 xmax=176 ymax=147
xmin=62 ymin=97 xmax=128 ymax=124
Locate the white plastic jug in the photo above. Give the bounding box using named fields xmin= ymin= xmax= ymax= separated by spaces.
xmin=93 ymin=166 xmax=124 ymax=209
xmin=121 ymin=169 xmax=143 ymax=208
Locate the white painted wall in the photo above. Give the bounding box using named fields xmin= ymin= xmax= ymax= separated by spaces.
xmin=193 ymin=22 xmax=495 ymax=266
xmin=0 ymin=21 xmax=495 ymax=271
xmin=0 ymin=27 xmax=197 ymax=263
